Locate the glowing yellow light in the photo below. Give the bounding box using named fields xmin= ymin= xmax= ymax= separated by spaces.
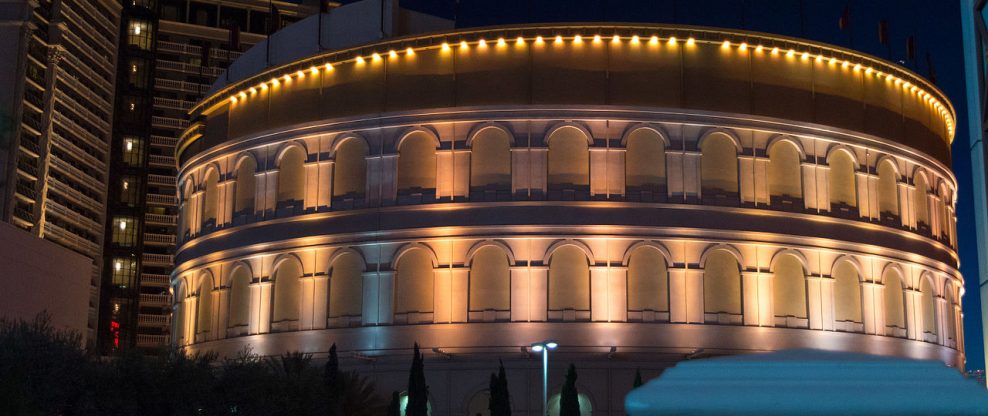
xmin=853 ymin=63 xmax=861 ymax=71
xmin=356 ymin=56 xmax=365 ymax=64
xmin=649 ymin=35 xmax=659 ymax=45
xmin=389 ymin=49 xmax=398 ymax=58
xmin=516 ymin=36 xmax=525 ymax=45
xmin=755 ymin=45 xmax=764 ymax=53
xmin=612 ymin=34 xmax=620 ymax=43
xmin=903 ymin=81 xmax=911 ymax=89
xmin=554 ymin=35 xmax=563 ymax=44
xmin=722 ymin=40 xmax=731 ymax=48
xmin=815 ymin=54 xmax=824 ymax=62
xmin=259 ymin=82 xmax=266 ymax=90
xmin=786 ymin=49 xmax=795 ymax=57
xmin=270 ymin=77 xmax=279 ymax=86
xmin=238 ymin=92 xmax=246 ymax=99
xmin=230 ymin=96 xmax=237 ymax=103
xmin=535 ymin=36 xmax=544 ymax=44
xmin=673 ymin=37 xmax=682 ymax=45
xmin=739 ymin=42 xmax=747 ymax=51
xmin=283 ymin=74 xmax=291 ymax=82
xmin=296 ymin=70 xmax=305 ymax=78
xmin=829 ymin=57 xmax=838 ymax=65
xmin=801 ymin=51 xmax=809 ymax=60
xmin=248 ymin=87 xmax=256 ymax=94
xmin=441 ymin=42 xmax=450 ymax=51
xmin=865 ymin=67 xmax=873 ymax=75
xmin=497 ymin=37 xmax=506 ymax=47
xmin=631 ymin=35 xmax=640 ymax=44
xmin=478 ymin=39 xmax=487 ymax=48
xmin=894 ymin=78 xmax=902 ymax=86
xmin=310 ymin=66 xmax=318 ymax=74
xmin=593 ymin=34 xmax=602 ymax=43
xmin=406 ymin=47 xmax=415 ymax=55
xmin=573 ymin=35 xmax=582 ymax=44
xmin=460 ymin=40 xmax=468 ymax=49
xmin=325 ymin=63 xmax=333 ymax=71
xmin=771 ymin=47 xmax=779 ymax=55
xmin=371 ymin=52 xmax=381 ymax=61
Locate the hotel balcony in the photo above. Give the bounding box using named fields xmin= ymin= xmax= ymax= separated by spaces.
xmin=145 ymin=213 xmax=177 ymax=226
xmin=139 ymin=293 xmax=171 ymax=308
xmin=150 ymin=134 xmax=178 ymax=148
xmin=142 ymin=253 xmax=174 ymax=267
xmin=146 ymin=193 xmax=176 ymax=207
xmin=151 ymin=116 xmax=189 ymax=131
xmin=144 ymin=232 xmax=176 ymax=246
xmin=136 ymin=334 xmax=168 ymax=349
xmin=147 ymin=173 xmax=176 ymax=188
xmin=140 ymin=273 xmax=171 ymax=288
xmin=137 ymin=313 xmax=170 ymax=328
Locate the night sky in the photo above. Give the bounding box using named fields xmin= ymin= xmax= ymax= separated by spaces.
xmin=393 ymin=0 xmax=984 ymax=371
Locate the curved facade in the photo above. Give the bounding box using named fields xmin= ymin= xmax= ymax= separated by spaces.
xmin=175 ymin=25 xmax=963 ymax=415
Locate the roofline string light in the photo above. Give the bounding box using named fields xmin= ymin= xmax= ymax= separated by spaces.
xmin=215 ymin=31 xmax=954 ymax=138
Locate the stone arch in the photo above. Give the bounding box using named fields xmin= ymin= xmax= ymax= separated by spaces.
xmin=944 ymin=279 xmax=959 ymax=343
xmin=275 ymin=143 xmax=306 ymax=206
xmin=396 ymin=129 xmax=439 ymax=193
xmin=546 ymin=123 xmax=592 ymax=189
xmin=271 ymin=254 xmax=303 ymax=326
xmin=699 ymin=130 xmax=740 ymax=199
xmin=625 ymin=243 xmax=670 ymax=314
xmin=392 ymin=243 xmax=440 ymax=270
xmin=195 ymin=270 xmax=215 ymax=336
xmin=624 ymin=125 xmax=668 ymax=191
xmin=327 ymin=248 xmax=365 ymax=322
xmin=882 ymin=265 xmax=906 ymax=334
xmin=172 ymin=279 xmax=188 ymax=345
xmin=876 ymin=156 xmax=900 ymax=216
xmin=468 ymin=124 xmax=513 ymax=190
xmin=547 ymin=243 xmax=592 ymax=315
xmin=179 ymin=178 xmax=196 ymax=238
xmin=332 ymin=135 xmax=369 ymax=197
xmin=701 ymin=245 xmax=743 ymax=317
xmin=227 ymin=262 xmax=253 ymax=331
xmin=467 ymin=243 xmax=512 ymax=315
xmin=831 ymin=255 xmax=863 ymax=324
xmin=543 ymin=239 xmax=595 ymax=264
xmin=766 ymin=138 xmax=804 ymax=200
xmin=770 ymin=251 xmax=808 ymax=320
xmin=826 ymin=146 xmax=859 ymax=208
xmin=201 ymin=166 xmax=220 ymax=228
xmin=233 ymin=153 xmax=258 ymax=215
xmin=912 ymin=168 xmax=931 ymax=227
xmin=545 ymin=122 xmax=595 ymax=145
xmin=393 ymin=245 xmax=436 ymax=316
xmin=919 ymin=272 xmax=938 ymax=337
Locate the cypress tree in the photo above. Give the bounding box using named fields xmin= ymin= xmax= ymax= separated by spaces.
xmin=633 ymin=368 xmax=643 ymax=389
xmin=406 ymin=343 xmax=430 ymax=416
xmin=388 ymin=391 xmax=401 ymax=416
xmin=559 ymin=364 xmax=580 ymax=416
xmin=325 ymin=343 xmax=343 ymax=416
xmin=489 ymin=360 xmax=511 ymax=416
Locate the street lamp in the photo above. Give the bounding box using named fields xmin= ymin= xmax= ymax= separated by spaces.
xmin=531 ymin=340 xmax=558 ymax=416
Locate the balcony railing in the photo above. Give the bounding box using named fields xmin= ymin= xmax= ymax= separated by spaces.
xmin=153 ymin=97 xmax=193 ymax=112
xmin=144 ymin=232 xmax=176 ymax=245
xmin=136 ymin=334 xmax=168 ymax=348
xmin=144 ymin=213 xmax=177 ymax=226
xmin=151 ymin=116 xmax=189 ymax=131
xmin=150 ymin=135 xmax=178 ymax=148
xmin=146 ymin=193 xmax=176 ymax=206
xmin=141 ymin=273 xmax=171 ymax=287
xmin=154 ymin=78 xmax=209 ymax=95
xmin=142 ymin=253 xmax=174 ymax=266
xmin=156 ymin=59 xmax=223 ymax=77
xmin=148 ymin=154 xmax=176 ymax=167
xmin=147 ymin=174 xmax=175 ymax=187
xmin=139 ymin=293 xmax=172 ymax=307
xmin=137 ymin=313 xmax=170 ymax=327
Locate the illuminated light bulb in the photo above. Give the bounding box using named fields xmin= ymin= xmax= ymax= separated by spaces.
xmin=497 ymin=37 xmax=506 ymax=47
xmin=649 ymin=35 xmax=658 ymax=45
xmin=516 ymin=36 xmax=525 ymax=45
xmin=593 ymin=34 xmax=602 ymax=43
xmin=239 ymin=92 xmax=246 ymax=99
xmin=119 ymin=220 xmax=126 ymax=230
xmin=309 ymin=66 xmax=317 ymax=74
xmin=841 ymin=60 xmax=850 ymax=68
xmin=356 ymin=56 xmax=365 ymax=64
xmin=771 ymin=47 xmax=779 ymax=55
xmin=786 ymin=49 xmax=795 ymax=57
xmin=122 ymin=180 xmax=129 ymax=190
xmin=258 ymin=82 xmax=267 ymax=90
xmin=406 ymin=47 xmax=415 ymax=55
xmin=325 ymin=63 xmax=333 ymax=71
xmin=894 ymin=78 xmax=902 ymax=86
xmin=478 ymin=39 xmax=487 ymax=48
xmin=283 ymin=74 xmax=291 ymax=83
xmin=573 ymin=35 xmax=583 ymax=44
xmin=865 ymin=67 xmax=873 ymax=75
xmin=372 ymin=52 xmax=381 ymax=61
xmin=755 ymin=45 xmax=764 ymax=53
xmin=612 ymin=34 xmax=620 ymax=43
xmin=853 ymin=63 xmax=861 ymax=71
xmin=739 ymin=42 xmax=747 ymax=51
xmin=441 ymin=42 xmax=450 ymax=51
xmin=630 ymin=35 xmax=640 ymax=44
xmin=389 ymin=49 xmax=398 ymax=58
xmin=722 ymin=40 xmax=731 ymax=48
xmin=535 ymin=35 xmax=544 ymax=44
xmin=801 ymin=51 xmax=809 ymax=60
xmin=271 ymin=77 xmax=279 ymax=86
xmin=249 ymin=87 xmax=256 ymax=94
xmin=903 ymin=81 xmax=911 ymax=89
xmin=672 ymin=36 xmax=682 ymax=46
xmin=815 ymin=54 xmax=824 ymax=63
xmin=134 ymin=25 xmax=141 ymax=35
xmin=114 ymin=261 xmax=121 ymax=271
xmin=296 ymin=70 xmax=305 ymax=78
xmin=460 ymin=40 xmax=468 ymax=49
xmin=125 ymin=140 xmax=133 ymax=151
xmin=230 ymin=96 xmax=237 ymax=103
xmin=554 ymin=35 xmax=563 ymax=44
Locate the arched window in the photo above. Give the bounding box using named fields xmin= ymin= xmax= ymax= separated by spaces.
xmin=397 ymin=132 xmax=437 ymax=193
xmin=470 ymin=128 xmax=512 ymax=191
xmin=234 ymin=157 xmax=256 ymax=215
xmin=328 ymin=252 xmax=363 ymax=323
xmin=333 ymin=138 xmax=368 ymax=197
xmin=767 ymin=141 xmax=802 ymax=203
xmin=547 ymin=126 xmax=590 ymax=189
xmin=469 ymin=245 xmax=511 ymax=315
xmin=703 ymin=250 xmax=741 ymax=317
xmin=627 ymin=246 xmax=669 ymax=315
xmin=828 ymin=149 xmax=857 ymax=209
xmin=920 ymin=277 xmax=937 ymax=337
xmin=228 ymin=266 xmax=251 ymax=332
xmin=180 ymin=180 xmax=194 ymax=239
xmin=173 ymin=282 xmax=186 ymax=345
xmin=832 ymin=260 xmax=862 ymax=324
xmin=394 ymin=248 xmax=434 ymax=316
xmin=883 ymin=268 xmax=905 ymax=334
xmin=700 ymin=133 xmax=739 ymax=202
xmin=202 ymin=169 xmax=219 ymax=228
xmin=272 ymin=258 xmax=302 ymax=326
xmin=277 ymin=146 xmax=305 ymax=207
xmin=625 ymin=128 xmax=666 ymax=194
xmin=196 ymin=274 xmax=214 ymax=336
xmin=877 ymin=159 xmax=899 ymax=217
xmin=548 ymin=245 xmax=590 ymax=315
xmin=913 ymin=173 xmax=929 ymax=227
xmin=945 ymin=287 xmax=957 ymax=343
xmin=773 ymin=254 xmax=807 ymax=321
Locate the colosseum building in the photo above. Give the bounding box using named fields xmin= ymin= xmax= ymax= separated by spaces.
xmin=174 ymin=23 xmax=963 ymax=415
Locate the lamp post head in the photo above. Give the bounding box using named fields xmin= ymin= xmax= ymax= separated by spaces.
xmin=546 ymin=341 xmax=558 ymax=349
xmin=531 ymin=344 xmax=544 ymax=352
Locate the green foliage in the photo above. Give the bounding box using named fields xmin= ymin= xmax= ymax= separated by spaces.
xmin=560 ymin=364 xmax=580 ymax=416
xmin=325 ymin=343 xmax=343 ymax=416
xmin=488 ymin=360 xmax=511 ymax=416
xmin=405 ymin=343 xmax=430 ymax=416
xmin=0 ymin=313 xmax=383 ymax=416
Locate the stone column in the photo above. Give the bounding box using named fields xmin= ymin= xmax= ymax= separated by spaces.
xmin=530 ymin=148 xmax=548 ymax=194
xmin=215 ymin=287 xmax=230 ymax=340
xmin=897 ymin=181 xmax=909 ymax=227
xmin=528 ymin=265 xmax=548 ymax=322
xmin=452 ymin=149 xmax=470 ymax=199
xmin=590 ymin=265 xmax=609 ymax=321
xmin=436 ymin=150 xmax=455 ymax=200
xmin=806 ymin=276 xmax=831 ymax=330
xmin=861 ymin=281 xmax=880 ymax=335
xmin=433 ymin=267 xmax=452 ymax=323
xmin=816 ymin=165 xmax=831 ymax=212
xmin=316 ymin=160 xmax=334 ymax=209
xmin=450 ymin=266 xmax=468 ymax=323
xmin=801 ymin=162 xmax=816 ymax=210
xmin=376 ymin=271 xmax=394 ymax=325
xmin=904 ymin=288 xmax=921 ymax=340
xmin=252 ymin=281 xmax=273 ymax=334
xmin=607 ymin=148 xmax=626 ymax=197
xmin=589 ymin=148 xmax=608 ymax=197
xmin=361 ymin=271 xmax=381 ymax=325
xmin=510 ymin=266 xmax=532 ymax=322
xmin=741 ymin=270 xmax=769 ymax=326
xmin=510 ymin=148 xmax=531 ymax=195
xmin=607 ymin=265 xmax=627 ymax=322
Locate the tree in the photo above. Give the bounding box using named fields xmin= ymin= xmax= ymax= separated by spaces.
xmin=489 ymin=360 xmax=511 ymax=416
xmin=340 ymin=370 xmax=383 ymax=416
xmin=405 ymin=343 xmax=430 ymax=416
xmin=559 ymin=364 xmax=580 ymax=416
xmin=325 ymin=343 xmax=343 ymax=416
xmin=633 ymin=368 xmax=643 ymax=389
xmin=388 ymin=391 xmax=401 ymax=416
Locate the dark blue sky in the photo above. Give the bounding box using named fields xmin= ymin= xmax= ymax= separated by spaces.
xmin=396 ymin=0 xmax=984 ymax=371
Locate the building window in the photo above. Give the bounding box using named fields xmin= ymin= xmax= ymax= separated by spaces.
xmin=127 ymin=19 xmax=153 ymax=50
xmin=112 ymin=216 xmax=137 ymax=246
xmin=112 ymin=257 xmax=137 ymax=288
xmin=121 ymin=137 xmax=144 ymax=167
xmin=190 ymin=2 xmax=218 ymax=27
xmin=127 ymin=58 xmax=149 ymax=89
xmin=120 ymin=176 xmax=140 ymax=207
